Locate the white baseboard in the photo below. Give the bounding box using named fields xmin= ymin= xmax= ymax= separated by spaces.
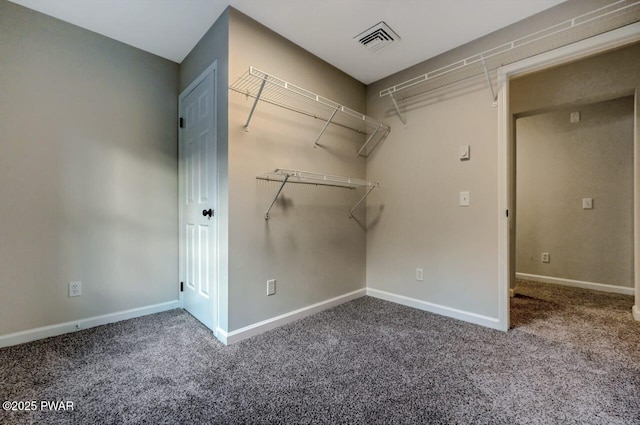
xmin=515 ymin=273 xmax=634 ymax=296
xmin=215 ymin=327 xmax=229 ymax=345
xmin=0 ymin=300 xmax=181 ymax=348
xmin=217 ymin=288 xmax=366 ymax=345
xmin=633 ymin=305 xmax=640 ymax=322
xmin=366 ymin=288 xmax=503 ymax=331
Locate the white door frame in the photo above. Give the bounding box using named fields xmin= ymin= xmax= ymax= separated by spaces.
xmin=497 ymin=23 xmax=640 ymax=330
xmin=178 ymin=61 xmax=219 ymax=334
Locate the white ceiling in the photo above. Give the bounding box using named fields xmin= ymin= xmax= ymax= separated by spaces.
xmin=9 ymin=0 xmax=565 ymax=84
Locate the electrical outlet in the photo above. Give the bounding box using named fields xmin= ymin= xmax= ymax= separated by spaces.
xmin=69 ymin=281 xmax=82 ymax=297
xmin=416 ymin=268 xmax=424 ymax=281
xmin=267 ymin=279 xmax=276 ymax=296
xmin=541 ymin=253 xmax=550 ymax=263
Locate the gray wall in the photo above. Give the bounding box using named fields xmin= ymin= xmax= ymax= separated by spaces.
xmin=510 ymin=41 xmax=640 ymax=297
xmin=516 ymin=98 xmax=634 ymax=287
xmin=364 ymin=0 xmax=634 ymax=321
xmin=0 ymin=1 xmax=179 ymax=335
xmin=227 ymin=9 xmax=367 ymax=331
xmin=179 ymin=10 xmax=230 ymax=331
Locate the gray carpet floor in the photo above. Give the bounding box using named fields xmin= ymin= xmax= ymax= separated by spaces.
xmin=1 ymin=280 xmax=639 ymax=424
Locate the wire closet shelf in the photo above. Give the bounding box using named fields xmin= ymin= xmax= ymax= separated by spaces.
xmin=257 ymin=168 xmax=379 ymax=220
xmin=230 ymin=67 xmax=390 ymax=157
xmin=379 ymin=0 xmax=640 ymax=121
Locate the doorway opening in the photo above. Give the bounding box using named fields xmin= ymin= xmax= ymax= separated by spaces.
xmin=178 ymin=62 xmax=218 ymax=333
xmin=511 ymin=97 xmax=634 ymax=331
xmin=497 ymin=25 xmax=640 ymax=331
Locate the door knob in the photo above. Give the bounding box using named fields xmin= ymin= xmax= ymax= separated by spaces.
xmin=202 ymin=209 xmax=213 ymax=218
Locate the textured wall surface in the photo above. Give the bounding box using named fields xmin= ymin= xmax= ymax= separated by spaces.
xmin=511 ymin=41 xmax=640 ymax=299
xmin=516 ymin=98 xmax=634 ymax=287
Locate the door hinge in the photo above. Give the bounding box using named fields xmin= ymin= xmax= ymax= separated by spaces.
xmin=179 ymin=117 xmax=184 ymax=128
xmin=180 ymin=281 xmax=184 ymax=292
xmin=506 ymin=209 xmax=509 ymax=217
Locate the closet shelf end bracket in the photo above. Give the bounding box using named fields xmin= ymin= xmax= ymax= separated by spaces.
xmin=481 ymin=58 xmax=498 ymax=107
xmin=357 ymin=124 xmax=385 ymax=158
xmin=389 ymin=92 xmax=407 ymax=125
xmin=349 ymin=185 xmax=377 ymax=219
xmin=244 ymin=78 xmax=267 ymax=131
xmin=265 ymin=174 xmax=289 ymax=220
xmin=314 ymin=105 xmax=340 ymax=147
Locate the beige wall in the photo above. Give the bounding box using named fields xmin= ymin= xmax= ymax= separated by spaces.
xmin=227 ymin=9 xmax=368 ymax=331
xmin=0 ymin=1 xmax=179 ymax=335
xmin=365 ymin=0 xmax=637 ymax=322
xmin=366 ymin=77 xmax=500 ymax=318
xmin=516 ymin=98 xmax=634 ymax=287
xmin=179 ymin=10 xmax=230 ymax=331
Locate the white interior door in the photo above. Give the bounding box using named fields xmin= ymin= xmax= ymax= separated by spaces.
xmin=179 ymin=65 xmax=217 ymax=331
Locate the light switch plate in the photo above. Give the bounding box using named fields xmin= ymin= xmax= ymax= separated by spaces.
xmin=459 ymin=145 xmax=470 ymax=160
xmin=460 ymin=191 xmax=470 ymax=207
xmin=570 ymin=111 xmax=581 ymax=123
xmin=582 ymin=198 xmax=593 ymax=209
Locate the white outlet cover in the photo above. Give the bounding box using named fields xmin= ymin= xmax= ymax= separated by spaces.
xmin=69 ymin=281 xmax=82 ymax=297
xmin=416 ymin=268 xmax=424 ymax=281
xmin=459 ymin=191 xmax=470 ymax=207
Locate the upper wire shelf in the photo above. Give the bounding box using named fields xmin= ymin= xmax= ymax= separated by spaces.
xmin=231 ymin=67 xmax=390 ymax=157
xmin=380 ymin=0 xmax=640 ymax=122
xmin=257 ymin=168 xmax=379 ymax=219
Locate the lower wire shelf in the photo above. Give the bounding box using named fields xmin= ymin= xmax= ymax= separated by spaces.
xmin=256 ymin=168 xmax=379 ymax=220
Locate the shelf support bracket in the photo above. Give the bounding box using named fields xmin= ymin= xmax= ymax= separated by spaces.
xmin=357 ymin=124 xmax=383 ymax=158
xmin=314 ymin=105 xmax=340 ymax=147
xmin=389 ymin=92 xmax=406 ymax=125
xmin=265 ymin=175 xmax=289 ymax=220
xmin=481 ymin=58 xmax=498 ymax=107
xmin=349 ymin=186 xmax=376 ymax=219
xmin=244 ymin=79 xmax=267 ymax=132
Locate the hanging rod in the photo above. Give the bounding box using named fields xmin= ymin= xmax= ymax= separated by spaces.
xmin=230 ymin=67 xmax=390 ymax=157
xmin=380 ymin=0 xmax=640 ymax=122
xmin=257 ymin=168 xmax=379 ymax=220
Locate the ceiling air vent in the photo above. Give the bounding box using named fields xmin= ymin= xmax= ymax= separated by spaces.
xmin=354 ymin=21 xmax=400 ymax=53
